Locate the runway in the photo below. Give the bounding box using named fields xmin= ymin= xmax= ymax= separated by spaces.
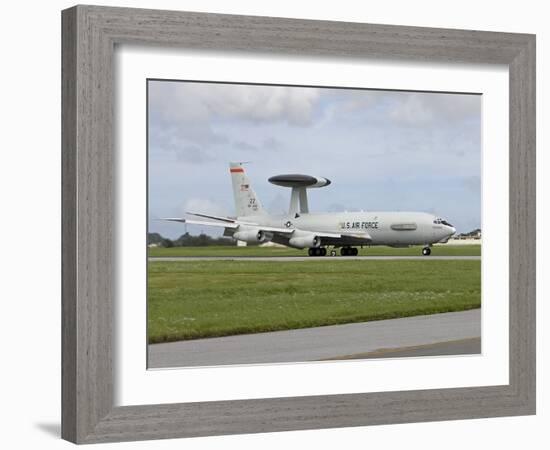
xmin=148 ymin=309 xmax=481 ymax=368
xmin=149 ymin=255 xmax=480 ymax=262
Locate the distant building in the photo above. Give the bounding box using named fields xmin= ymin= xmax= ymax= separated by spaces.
xmin=451 ymin=228 xmax=481 ymax=242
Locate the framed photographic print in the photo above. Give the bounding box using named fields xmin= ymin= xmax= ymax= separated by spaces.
xmin=62 ymin=5 xmax=535 ymax=444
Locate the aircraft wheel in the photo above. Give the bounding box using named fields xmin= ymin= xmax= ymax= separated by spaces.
xmin=422 ymin=247 xmax=431 ymax=256
xmin=320 ymin=248 xmax=327 ymax=256
xmin=340 ymin=247 xmax=349 ymax=256
xmin=308 ymin=248 xmax=315 ymax=257
xmin=351 ymin=247 xmax=359 ymax=256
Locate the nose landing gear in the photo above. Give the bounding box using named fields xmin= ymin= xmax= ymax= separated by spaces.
xmin=422 ymin=247 xmax=432 ymax=256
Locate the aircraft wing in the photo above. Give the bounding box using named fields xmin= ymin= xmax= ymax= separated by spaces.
xmin=185 ymin=211 xmax=239 ymax=223
xmin=340 ymin=231 xmax=372 ymax=240
xmin=162 ymin=217 xmax=292 ymax=232
xmin=162 ymin=217 xmax=371 ymax=243
xmin=162 ymin=218 xmax=239 ymax=229
xmin=319 ymin=231 xmax=372 ymax=245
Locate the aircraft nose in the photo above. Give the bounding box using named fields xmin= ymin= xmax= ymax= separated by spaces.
xmin=448 ymin=226 xmax=456 ymax=235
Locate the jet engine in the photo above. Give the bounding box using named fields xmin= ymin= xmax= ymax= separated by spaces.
xmin=288 ymin=234 xmax=321 ymax=249
xmin=233 ymin=228 xmax=271 ymax=244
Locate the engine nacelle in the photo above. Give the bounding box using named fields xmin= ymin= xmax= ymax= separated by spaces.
xmin=233 ymin=228 xmax=271 ymax=244
xmin=288 ymin=234 xmax=321 ymax=249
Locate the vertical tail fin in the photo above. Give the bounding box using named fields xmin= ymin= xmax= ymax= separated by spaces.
xmin=229 ymin=162 xmax=265 ymax=217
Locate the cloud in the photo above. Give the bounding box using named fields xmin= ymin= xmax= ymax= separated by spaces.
xmin=184 ymin=198 xmax=229 ymax=217
xmin=388 ymin=92 xmax=480 ymax=125
xmin=462 ymin=175 xmax=481 ymax=193
xmin=328 ymin=89 xmax=377 ymax=113
xmin=389 ymin=94 xmax=435 ymax=124
xmin=266 ymin=193 xmax=288 ymax=215
xmin=262 ymin=137 xmax=282 ymax=150
xmin=149 ymin=121 xmax=226 ymax=163
xmin=230 ymin=137 xmax=283 ymax=153
xmin=327 ymin=203 xmax=361 ymax=212
xmin=148 ymin=81 xmax=320 ymax=164
xmin=233 ymin=140 xmax=258 ymax=151
xmin=149 ymin=81 xmax=321 ymax=126
xmin=174 ymin=145 xmax=213 ymax=164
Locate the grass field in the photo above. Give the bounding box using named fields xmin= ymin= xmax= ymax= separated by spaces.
xmin=148 ymin=259 xmax=481 ymax=344
xmin=148 ymin=244 xmax=481 ymax=258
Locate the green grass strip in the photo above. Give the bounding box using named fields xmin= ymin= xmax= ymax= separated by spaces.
xmin=148 ymin=260 xmax=481 ymax=344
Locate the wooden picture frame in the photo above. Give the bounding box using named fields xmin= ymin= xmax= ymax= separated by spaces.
xmin=61 ymin=5 xmax=536 ymax=444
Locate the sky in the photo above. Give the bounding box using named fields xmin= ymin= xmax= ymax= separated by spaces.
xmin=148 ymin=80 xmax=481 ymax=239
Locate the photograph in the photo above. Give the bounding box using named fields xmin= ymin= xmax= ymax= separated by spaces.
xmin=146 ymin=79 xmax=482 ymax=368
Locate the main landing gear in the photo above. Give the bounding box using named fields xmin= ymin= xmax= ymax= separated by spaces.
xmin=307 ymin=247 xmax=359 ymax=257
xmin=308 ymin=247 xmax=327 ymax=257
xmin=341 ymin=247 xmax=358 ymax=256
xmin=422 ymin=246 xmax=432 ymax=256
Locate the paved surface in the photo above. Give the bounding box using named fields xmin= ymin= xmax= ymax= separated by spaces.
xmin=148 ymin=309 xmax=481 ymax=368
xmin=326 ymin=337 xmax=481 ymax=360
xmin=149 ymin=255 xmax=481 ymax=262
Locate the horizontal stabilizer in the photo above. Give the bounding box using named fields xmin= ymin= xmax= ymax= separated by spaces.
xmin=161 ymin=218 xmax=238 ymax=229
xmin=185 ymin=211 xmax=237 ymax=223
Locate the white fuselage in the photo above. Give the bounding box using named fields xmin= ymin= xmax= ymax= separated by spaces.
xmin=238 ymin=211 xmax=455 ymax=247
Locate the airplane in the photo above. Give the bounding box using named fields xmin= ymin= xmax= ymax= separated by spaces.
xmin=163 ymin=162 xmax=456 ymax=257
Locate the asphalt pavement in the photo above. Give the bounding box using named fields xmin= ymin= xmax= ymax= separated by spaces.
xmin=149 ymin=255 xmax=480 ymax=262
xmin=148 ymin=309 xmax=481 ymax=368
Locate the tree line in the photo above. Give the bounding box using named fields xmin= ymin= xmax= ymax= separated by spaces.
xmin=148 ymin=232 xmax=238 ymax=247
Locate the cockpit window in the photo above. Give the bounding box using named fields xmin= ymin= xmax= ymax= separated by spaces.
xmin=433 ymin=217 xmax=453 ymax=227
